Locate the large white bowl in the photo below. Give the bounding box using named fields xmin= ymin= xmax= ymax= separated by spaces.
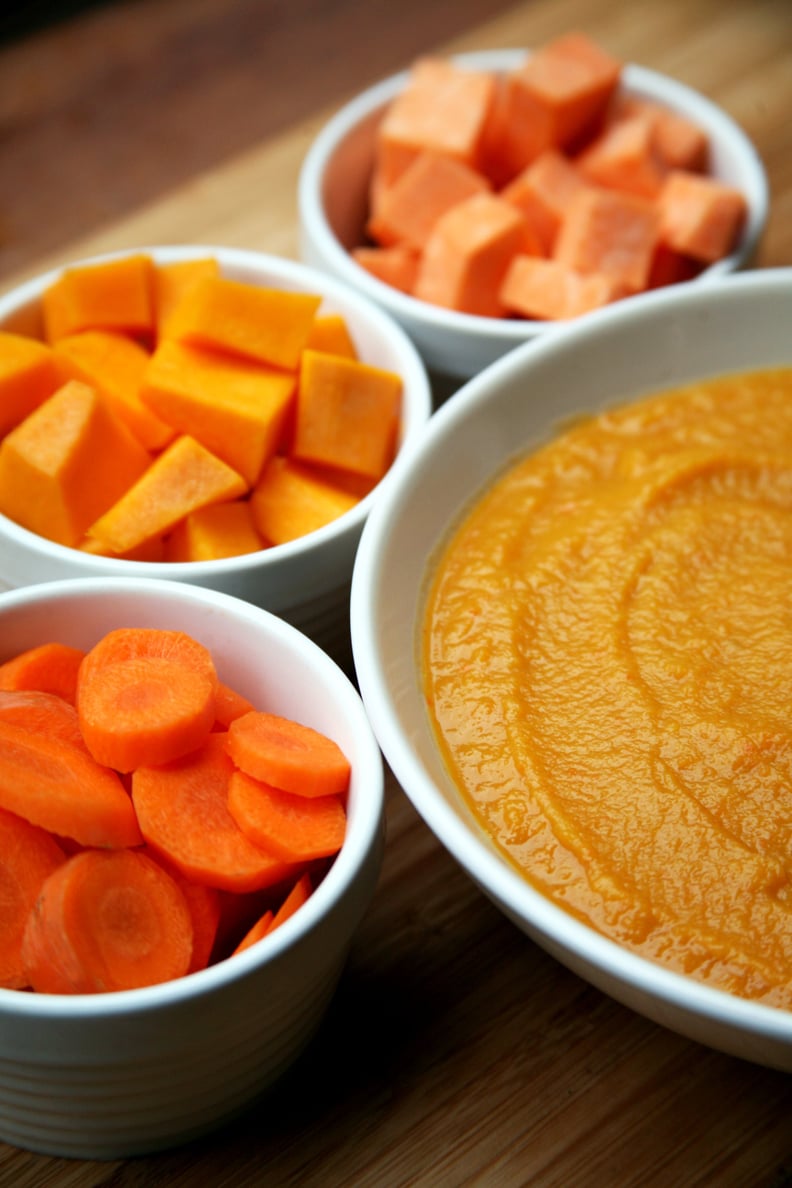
xmin=351 ymin=268 xmax=792 ymax=1070
xmin=299 ymin=49 xmax=769 ymax=379
xmin=0 ymin=246 xmax=432 ymax=666
xmin=0 ymin=576 xmax=384 ymax=1158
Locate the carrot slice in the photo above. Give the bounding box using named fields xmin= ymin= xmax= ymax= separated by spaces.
xmin=0 ymin=719 xmax=142 ymax=848
xmin=78 ymin=626 xmax=218 ymax=689
xmin=21 ymin=848 xmax=193 ymax=994
xmin=131 ymin=734 xmax=298 ymax=893
xmin=154 ymin=855 xmax=222 ymax=974
xmin=228 ymin=770 xmax=347 ymax=861
xmin=226 ymin=711 xmax=351 ymax=798
xmin=267 ymin=871 xmax=313 ymax=934
xmin=0 ymin=689 xmax=88 ymax=752
xmin=0 ymin=806 xmax=66 ymax=989
xmin=230 ymin=908 xmax=274 ymax=957
xmin=0 ymin=641 xmax=85 ymax=704
xmin=213 ymin=681 xmax=255 ymax=731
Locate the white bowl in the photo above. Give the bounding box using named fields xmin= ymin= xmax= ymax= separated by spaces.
xmin=0 ymin=576 xmax=384 ymax=1158
xmin=0 ymin=246 xmax=432 ymax=666
xmin=299 ymin=49 xmax=769 ymax=379
xmin=351 ymin=268 xmax=792 ymax=1070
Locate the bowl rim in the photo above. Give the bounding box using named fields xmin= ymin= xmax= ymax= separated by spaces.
xmin=350 ymin=266 xmax=792 ymax=1044
xmin=0 ymin=574 xmax=385 ymax=1018
xmin=298 ymin=47 xmax=770 ymax=345
xmin=0 ymin=244 xmax=432 ymax=578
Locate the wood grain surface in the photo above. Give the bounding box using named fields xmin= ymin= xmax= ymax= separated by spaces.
xmin=1 ymin=0 xmax=792 ymax=1184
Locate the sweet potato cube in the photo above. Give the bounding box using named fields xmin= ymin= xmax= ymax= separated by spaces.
xmin=166 ymin=500 xmax=263 ymax=562
xmin=166 ymin=276 xmax=321 ymax=371
xmin=647 ymin=242 xmax=700 ymax=289
xmin=658 ymin=171 xmax=747 ymax=263
xmin=154 ymin=257 xmax=220 ymax=339
xmin=53 ymin=330 xmax=174 ymax=452
xmin=292 ymin=349 xmax=402 ymax=480
xmin=352 ymin=246 xmax=421 ymax=294
xmin=414 ymin=193 xmax=541 ymax=317
xmin=376 ymin=57 xmax=496 ymax=186
xmin=250 ymin=457 xmax=358 ymax=545
xmin=613 ymin=97 xmax=709 ymax=172
xmin=41 ymin=254 xmax=155 ymax=343
xmin=0 ymin=332 xmax=62 ymax=438
xmin=481 ymin=33 xmax=621 ymax=183
xmin=501 ymin=150 xmax=588 ymax=252
xmin=305 ymin=315 xmax=358 ymax=360
xmin=86 ymin=435 xmax=247 ymax=555
xmin=140 ymin=340 xmax=295 ymax=486
xmin=0 ymin=380 xmax=151 ymax=547
xmin=500 ymin=255 xmax=627 ymax=320
xmin=554 ymin=188 xmax=660 ymax=293
xmin=577 ymin=112 xmax=667 ymax=198
xmin=367 ymin=151 xmax=490 ymax=250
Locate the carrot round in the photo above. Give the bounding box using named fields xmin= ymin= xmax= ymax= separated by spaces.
xmin=77 ymin=626 xmax=218 ymax=691
xmin=213 ymin=681 xmax=255 ymax=731
xmin=131 ymin=734 xmax=298 ymax=893
xmin=230 ymin=908 xmax=274 ymax=957
xmin=226 ymin=711 xmax=351 ymax=798
xmin=77 ymin=654 xmax=216 ymax=772
xmin=0 ymin=688 xmax=89 ymax=753
xmin=228 ymin=770 xmax=346 ymax=862
xmin=21 ymin=848 xmax=194 ymax=994
xmin=0 ymin=718 xmax=142 ymax=848
xmin=0 ymin=641 xmax=85 ymax=705
xmin=0 ymin=807 xmax=66 ymax=989
xmin=269 ymin=871 xmax=313 ymax=933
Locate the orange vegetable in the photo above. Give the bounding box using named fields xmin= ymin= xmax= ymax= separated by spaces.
xmin=0 ymin=718 xmax=143 ymax=848
xmin=375 ymin=56 xmax=496 ymax=187
xmin=500 ymin=255 xmax=627 ymax=320
xmin=0 ymin=379 xmax=152 ymax=548
xmin=41 ymin=254 xmax=155 ymax=344
xmin=165 ymin=499 xmax=263 ymax=563
xmin=0 ymin=332 xmax=62 ymax=438
xmin=0 ymin=689 xmax=88 ymax=751
xmin=577 ymin=111 xmax=667 ymax=199
xmin=250 ymin=456 xmax=358 ymax=545
xmin=501 ymin=149 xmax=588 ymax=253
xmin=131 ymin=734 xmax=298 ymax=893
xmin=414 ymin=193 xmax=542 ymax=317
xmin=305 ymin=314 xmax=358 ymax=360
xmin=226 ymin=710 xmax=351 ymax=798
xmin=213 ymin=682 xmax=256 ymax=731
xmin=351 ymin=245 xmax=421 ymax=294
xmin=153 ymin=257 xmax=220 ymax=339
xmin=53 ymin=330 xmax=173 ymax=452
xmin=0 ymin=641 xmax=84 ymax=704
xmin=228 ymin=770 xmax=346 ymax=862
xmin=553 ymin=187 xmax=660 ymax=293
xmin=156 ymin=857 xmax=222 ymax=974
xmin=293 ymin=349 xmax=402 ymax=480
xmin=21 ymin=848 xmax=193 ymax=994
xmin=268 ymin=871 xmax=313 ymax=932
xmin=658 ymin=170 xmax=748 ymax=263
xmin=166 ymin=275 xmax=321 ymax=371
xmin=367 ymin=150 xmax=490 ymax=251
xmin=86 ymin=434 xmax=247 ymax=555
xmin=77 ymin=626 xmax=218 ymax=771
xmin=231 ymin=907 xmax=274 ymax=956
xmin=614 ymin=97 xmax=709 ymax=172
xmin=0 ymin=806 xmax=66 ymax=989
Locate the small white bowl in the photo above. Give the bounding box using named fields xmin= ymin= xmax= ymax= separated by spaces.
xmin=0 ymin=246 xmax=432 ymax=666
xmin=351 ymin=268 xmax=792 ymax=1070
xmin=299 ymin=49 xmax=769 ymax=379
xmin=0 ymin=576 xmax=384 ymax=1158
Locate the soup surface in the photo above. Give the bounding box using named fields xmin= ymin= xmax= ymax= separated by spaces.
xmin=423 ymin=367 xmax=792 ymax=1007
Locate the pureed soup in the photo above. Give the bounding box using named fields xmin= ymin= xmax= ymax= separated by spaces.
xmin=423 ymin=366 xmax=792 ymax=1008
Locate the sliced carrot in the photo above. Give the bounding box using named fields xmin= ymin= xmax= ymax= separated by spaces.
xmin=366 ymin=150 xmax=490 ymax=251
xmin=0 ymin=689 xmax=88 ymax=751
xmin=0 ymin=718 xmax=142 ymax=848
xmin=213 ymin=682 xmax=255 ymax=731
xmin=414 ymin=193 xmax=542 ymax=317
xmin=226 ymin=711 xmax=351 ymax=798
xmin=153 ymin=855 xmax=222 ymax=974
xmin=230 ymin=908 xmax=274 ymax=956
xmin=351 ymin=245 xmax=421 ymax=294
xmin=305 ymin=314 xmax=358 ymax=360
xmin=78 ymin=626 xmax=218 ymax=690
xmin=228 ymin=769 xmax=346 ymax=862
xmin=500 ymin=255 xmax=627 ymax=320
xmin=553 ymin=187 xmax=660 ymax=293
xmin=21 ymin=848 xmax=193 ymax=994
xmin=658 ymin=170 xmax=748 ymax=263
xmin=0 ymin=331 xmax=62 ymax=438
xmin=131 ymin=734 xmax=298 ymax=893
xmin=268 ymin=871 xmax=313 ymax=934
xmin=0 ymin=806 xmax=66 ymax=989
xmin=0 ymin=641 xmax=84 ymax=704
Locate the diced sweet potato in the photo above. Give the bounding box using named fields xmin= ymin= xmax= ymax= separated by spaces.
xmin=0 ymin=380 xmax=151 ymax=548
xmin=414 ymin=193 xmax=542 ymax=317
xmin=367 ymin=151 xmax=490 ymax=250
xmin=658 ymin=170 xmax=747 ymax=263
xmin=577 ymin=112 xmax=667 ymax=199
xmin=41 ymin=255 xmax=155 ymax=344
xmin=501 ymin=150 xmax=588 ymax=252
xmin=500 ymin=255 xmax=627 ymax=320
xmin=0 ymin=332 xmax=62 ymax=438
xmin=352 ymin=246 xmax=421 ymax=294
xmin=250 ymin=456 xmax=358 ymax=545
xmin=554 ymin=187 xmax=660 ymax=293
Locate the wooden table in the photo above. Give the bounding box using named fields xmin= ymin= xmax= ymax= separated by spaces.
xmin=1 ymin=0 xmax=792 ymax=1182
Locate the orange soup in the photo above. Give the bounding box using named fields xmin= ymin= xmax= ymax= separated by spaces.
xmin=423 ymin=367 xmax=792 ymax=1007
